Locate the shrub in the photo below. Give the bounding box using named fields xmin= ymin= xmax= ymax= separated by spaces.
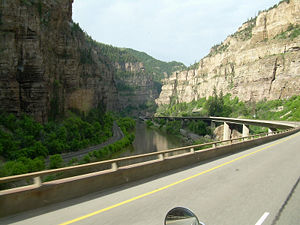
xmin=49 ymin=154 xmax=63 ymax=169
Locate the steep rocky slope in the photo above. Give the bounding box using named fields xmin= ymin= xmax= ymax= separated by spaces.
xmin=0 ymin=0 xmax=118 ymax=122
xmin=156 ymin=0 xmax=300 ymax=106
xmin=95 ymin=44 xmax=185 ymax=116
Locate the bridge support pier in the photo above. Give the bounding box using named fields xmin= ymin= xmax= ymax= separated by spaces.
xmin=268 ymin=127 xmax=277 ymax=135
xmin=223 ymin=122 xmax=231 ymax=141
xmin=211 ymin=121 xmax=216 ymax=130
xmin=242 ymin=124 xmax=249 ymax=137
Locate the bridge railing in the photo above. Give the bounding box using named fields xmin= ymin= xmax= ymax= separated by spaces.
xmin=0 ymin=128 xmax=294 ymax=192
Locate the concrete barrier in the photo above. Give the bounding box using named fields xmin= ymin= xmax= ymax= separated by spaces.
xmin=0 ymin=128 xmax=299 ymax=217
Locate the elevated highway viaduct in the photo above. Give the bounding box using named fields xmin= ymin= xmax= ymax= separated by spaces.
xmin=154 ymin=116 xmax=300 ymax=140
xmin=0 ymin=118 xmax=299 ymax=224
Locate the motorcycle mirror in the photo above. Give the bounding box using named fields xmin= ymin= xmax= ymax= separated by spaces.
xmin=164 ymin=207 xmax=205 ymax=225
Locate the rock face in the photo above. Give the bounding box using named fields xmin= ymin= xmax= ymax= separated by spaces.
xmin=114 ymin=62 xmax=159 ymax=116
xmin=0 ymin=0 xmax=118 ymax=122
xmin=156 ymin=0 xmax=300 ymax=105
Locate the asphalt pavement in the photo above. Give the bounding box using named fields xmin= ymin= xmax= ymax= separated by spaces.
xmin=1 ymin=132 xmax=299 ymax=225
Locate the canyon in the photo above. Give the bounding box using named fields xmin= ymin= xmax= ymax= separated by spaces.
xmin=156 ymin=0 xmax=300 ymax=106
xmin=1 ymin=0 xmax=300 ymax=123
xmin=0 ymin=0 xmax=119 ymax=122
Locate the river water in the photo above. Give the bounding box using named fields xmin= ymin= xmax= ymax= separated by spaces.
xmin=120 ymin=121 xmax=186 ymax=157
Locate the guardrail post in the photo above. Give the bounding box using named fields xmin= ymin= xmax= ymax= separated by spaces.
xmin=190 ymin=148 xmax=195 ymax=153
xmin=33 ymin=176 xmax=42 ymax=187
xmin=213 ymin=143 xmax=216 ymax=148
xmin=111 ymin=162 xmax=118 ymax=171
xmin=158 ymin=153 xmax=164 ymax=160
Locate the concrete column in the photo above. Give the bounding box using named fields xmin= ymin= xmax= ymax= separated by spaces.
xmin=223 ymin=122 xmax=231 ymax=141
xmin=211 ymin=121 xmax=216 ymax=130
xmin=242 ymin=124 xmax=249 ymax=137
xmin=268 ymin=127 xmax=276 ymax=135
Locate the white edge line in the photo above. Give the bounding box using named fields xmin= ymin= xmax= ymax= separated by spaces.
xmin=255 ymin=212 xmax=270 ymax=225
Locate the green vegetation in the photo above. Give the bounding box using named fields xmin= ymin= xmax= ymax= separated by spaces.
xmin=0 ymin=11 xmax=2 ymax=26
xmin=124 ymin=48 xmax=186 ymax=82
xmin=37 ymin=0 xmax=42 ymax=17
xmin=156 ymin=94 xmax=300 ymax=140
xmin=83 ymin=32 xmax=186 ymax=81
xmin=267 ymin=0 xmax=290 ymax=11
xmin=231 ymin=17 xmax=256 ymax=41
xmin=156 ymin=93 xmax=300 ymax=122
xmin=208 ymin=42 xmax=230 ymax=57
xmin=95 ymin=43 xmax=186 ymax=84
xmin=21 ymin=0 xmax=33 ymax=6
xmin=187 ymin=62 xmax=199 ymax=70
xmin=274 ymin=24 xmax=300 ymax=40
xmin=165 ymin=121 xmax=182 ymax=135
xmin=49 ymin=80 xmax=61 ymax=121
xmin=76 ymin=30 xmax=186 ymax=115
xmin=77 ymin=117 xmax=136 ymax=164
xmin=49 ymin=154 xmax=63 ymax=169
xmin=0 ymin=107 xmax=117 ymax=177
xmin=188 ymin=120 xmax=211 ymax=136
xmin=0 ymin=111 xmax=137 ymax=177
xmin=0 ymin=157 xmax=45 ymax=178
xmin=80 ymin=48 xmax=93 ymax=64
xmin=279 ymin=0 xmax=290 ymax=4
xmin=71 ymin=22 xmax=83 ymax=35
xmin=146 ymin=120 xmax=154 ymax=127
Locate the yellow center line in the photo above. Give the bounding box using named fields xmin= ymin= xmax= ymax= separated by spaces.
xmin=59 ymin=132 xmax=299 ymax=225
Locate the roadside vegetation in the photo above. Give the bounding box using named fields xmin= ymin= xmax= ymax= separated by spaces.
xmin=0 ymin=107 xmax=136 ymax=177
xmin=155 ymin=92 xmax=300 ymax=139
xmin=156 ymin=91 xmax=300 ymax=122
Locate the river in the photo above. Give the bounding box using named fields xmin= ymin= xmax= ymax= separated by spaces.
xmin=120 ymin=121 xmax=186 ymax=157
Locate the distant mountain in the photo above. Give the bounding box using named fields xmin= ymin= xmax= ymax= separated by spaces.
xmin=92 ymin=41 xmax=186 ymax=115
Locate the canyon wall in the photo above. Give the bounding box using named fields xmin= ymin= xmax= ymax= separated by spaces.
xmin=0 ymin=0 xmax=118 ymax=122
xmin=114 ymin=62 xmax=160 ymax=116
xmin=156 ymin=0 xmax=300 ymax=105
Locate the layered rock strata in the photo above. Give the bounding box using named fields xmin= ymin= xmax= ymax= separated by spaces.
xmin=114 ymin=62 xmax=159 ymax=115
xmin=0 ymin=0 xmax=118 ymax=122
xmin=156 ymin=0 xmax=300 ymax=105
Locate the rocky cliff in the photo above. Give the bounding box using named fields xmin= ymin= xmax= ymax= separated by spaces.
xmin=0 ymin=0 xmax=118 ymax=122
xmin=156 ymin=0 xmax=300 ymax=106
xmin=114 ymin=61 xmax=159 ymax=115
xmin=95 ymin=44 xmax=186 ymax=116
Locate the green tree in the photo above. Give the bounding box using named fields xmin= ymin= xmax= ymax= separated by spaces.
xmin=49 ymin=154 xmax=63 ymax=169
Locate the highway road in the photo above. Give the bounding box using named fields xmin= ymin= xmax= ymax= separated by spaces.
xmin=1 ymin=132 xmax=299 ymax=225
xmin=58 ymin=122 xmax=124 ymax=163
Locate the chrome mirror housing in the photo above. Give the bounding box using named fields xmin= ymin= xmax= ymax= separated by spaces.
xmin=165 ymin=207 xmax=205 ymax=225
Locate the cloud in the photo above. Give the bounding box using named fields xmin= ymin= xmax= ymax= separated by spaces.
xmin=73 ymin=0 xmax=279 ymax=65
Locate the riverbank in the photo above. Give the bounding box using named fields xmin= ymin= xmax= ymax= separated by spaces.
xmin=145 ymin=119 xmax=208 ymax=145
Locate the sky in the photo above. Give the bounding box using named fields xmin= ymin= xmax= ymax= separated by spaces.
xmin=73 ymin=0 xmax=280 ymax=66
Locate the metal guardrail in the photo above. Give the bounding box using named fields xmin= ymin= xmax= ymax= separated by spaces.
xmin=0 ymin=128 xmax=295 ymax=191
